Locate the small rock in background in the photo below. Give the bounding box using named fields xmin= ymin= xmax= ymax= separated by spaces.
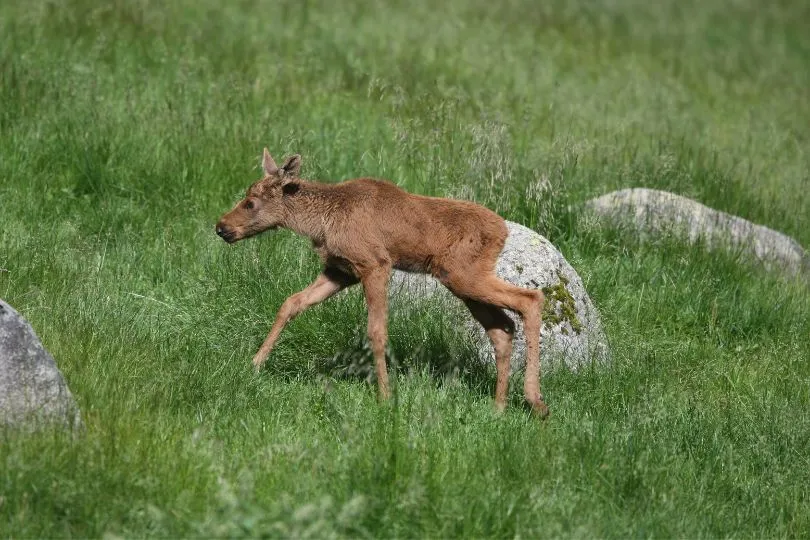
xmin=585 ymin=188 xmax=809 ymax=278
xmin=391 ymin=221 xmax=610 ymax=374
xmin=0 ymin=299 xmax=83 ymax=430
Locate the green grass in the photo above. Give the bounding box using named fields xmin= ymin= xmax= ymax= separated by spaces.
xmin=2 ymin=0 xmax=809 ymax=537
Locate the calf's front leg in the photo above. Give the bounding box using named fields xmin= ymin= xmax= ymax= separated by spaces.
xmin=252 ymin=268 xmax=357 ymax=371
xmin=361 ymin=266 xmax=392 ymax=400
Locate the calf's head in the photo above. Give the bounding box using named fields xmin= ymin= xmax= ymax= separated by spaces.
xmin=215 ymin=148 xmax=302 ymax=243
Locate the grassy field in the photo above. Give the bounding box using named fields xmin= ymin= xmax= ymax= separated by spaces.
xmin=1 ymin=0 xmax=809 ymax=536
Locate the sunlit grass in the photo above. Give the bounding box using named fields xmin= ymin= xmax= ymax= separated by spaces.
xmin=1 ymin=0 xmax=809 ymax=537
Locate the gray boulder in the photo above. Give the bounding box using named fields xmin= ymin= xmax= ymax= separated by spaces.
xmin=390 ymin=221 xmax=609 ymax=373
xmin=0 ymin=299 xmax=82 ymax=430
xmin=585 ymin=188 xmax=809 ymax=277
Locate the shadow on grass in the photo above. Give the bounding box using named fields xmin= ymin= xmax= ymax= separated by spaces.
xmin=314 ymin=323 xmax=498 ymax=401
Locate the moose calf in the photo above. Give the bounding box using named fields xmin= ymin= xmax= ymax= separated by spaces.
xmin=216 ymin=149 xmax=549 ymax=418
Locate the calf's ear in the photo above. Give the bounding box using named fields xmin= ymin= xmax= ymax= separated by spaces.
xmin=280 ymin=154 xmax=302 ymax=178
xmin=262 ymin=148 xmax=278 ymax=176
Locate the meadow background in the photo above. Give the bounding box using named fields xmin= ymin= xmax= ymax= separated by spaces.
xmin=1 ymin=0 xmax=809 ymax=536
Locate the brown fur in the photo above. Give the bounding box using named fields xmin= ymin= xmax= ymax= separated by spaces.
xmin=216 ymin=148 xmax=548 ymax=418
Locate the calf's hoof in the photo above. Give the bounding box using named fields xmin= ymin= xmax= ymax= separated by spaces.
xmin=252 ymin=357 xmax=265 ymax=373
xmin=531 ymin=400 xmax=550 ymax=420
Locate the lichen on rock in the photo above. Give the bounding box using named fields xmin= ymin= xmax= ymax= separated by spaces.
xmin=542 ymin=273 xmax=584 ymax=335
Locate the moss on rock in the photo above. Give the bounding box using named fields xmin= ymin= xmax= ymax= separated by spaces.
xmin=542 ymin=273 xmax=584 ymax=335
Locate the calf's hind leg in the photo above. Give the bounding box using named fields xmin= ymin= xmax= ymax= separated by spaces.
xmin=446 ymin=272 xmax=548 ymax=418
xmin=464 ymin=299 xmax=516 ymax=412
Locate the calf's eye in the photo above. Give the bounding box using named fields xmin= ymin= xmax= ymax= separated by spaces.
xmin=244 ymin=200 xmax=255 ymax=210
